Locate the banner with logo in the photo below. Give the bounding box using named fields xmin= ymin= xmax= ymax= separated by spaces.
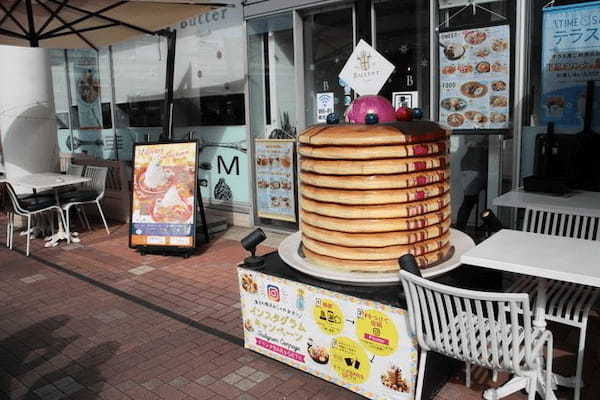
xmin=239 ymin=269 xmax=418 ymax=400
xmin=339 ymin=39 xmax=395 ymax=96
xmin=540 ymin=1 xmax=600 ymax=128
xmin=72 ymin=51 xmax=103 ymax=129
xmin=439 ymin=25 xmax=510 ymax=130
xmin=130 ymin=141 xmax=198 ymax=249
xmin=254 ymin=139 xmax=296 ymax=222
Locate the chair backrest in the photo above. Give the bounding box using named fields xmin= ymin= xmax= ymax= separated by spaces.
xmin=67 ymin=163 xmax=85 ymax=177
xmin=400 ymin=270 xmax=534 ymax=375
xmin=523 ymin=206 xmax=599 ymax=241
xmin=0 ymin=181 xmax=29 ymax=215
xmin=82 ymin=166 xmax=108 ymax=200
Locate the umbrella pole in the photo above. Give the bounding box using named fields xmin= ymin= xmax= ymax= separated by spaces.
xmin=161 ymin=28 xmax=177 ymax=141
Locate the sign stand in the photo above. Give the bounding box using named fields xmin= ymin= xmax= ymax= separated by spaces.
xmin=196 ymin=179 xmax=210 ymax=245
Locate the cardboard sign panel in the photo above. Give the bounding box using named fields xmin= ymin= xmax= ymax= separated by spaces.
xmin=130 ymin=141 xmax=198 ymax=249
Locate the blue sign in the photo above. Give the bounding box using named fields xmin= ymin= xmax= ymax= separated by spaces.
xmin=541 ymin=1 xmax=600 ymax=128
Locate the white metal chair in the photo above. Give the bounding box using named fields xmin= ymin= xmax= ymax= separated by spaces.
xmin=1 ymin=181 xmax=66 ymax=256
xmin=400 ymin=269 xmax=554 ymax=400
xmin=507 ymin=206 xmax=599 ymax=400
xmin=60 ymin=166 xmax=110 ymax=237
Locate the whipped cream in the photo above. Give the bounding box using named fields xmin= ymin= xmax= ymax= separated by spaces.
xmin=159 ymin=186 xmax=186 ymax=208
xmin=145 ymin=158 xmax=168 ymax=188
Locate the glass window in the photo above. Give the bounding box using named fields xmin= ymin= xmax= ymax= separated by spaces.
xmin=303 ymin=6 xmax=354 ymax=126
xmin=375 ymin=0 xmax=431 ymax=116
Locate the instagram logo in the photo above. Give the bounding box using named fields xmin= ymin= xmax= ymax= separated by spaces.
xmin=267 ymin=285 xmax=280 ymax=302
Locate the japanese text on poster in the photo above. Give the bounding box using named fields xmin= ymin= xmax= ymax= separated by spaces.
xmin=73 ymin=51 xmax=103 ymax=129
xmin=255 ymin=139 xmax=296 ymax=222
xmin=239 ymin=269 xmax=418 ymax=400
xmin=316 ymin=92 xmax=334 ymax=123
xmin=541 ymin=1 xmax=600 ymax=128
xmin=439 ymin=25 xmax=510 ymax=130
xmin=130 ymin=142 xmax=197 ymax=248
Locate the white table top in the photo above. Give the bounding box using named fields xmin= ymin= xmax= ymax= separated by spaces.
xmin=10 ymin=173 xmax=90 ymax=190
xmin=461 ymin=229 xmax=600 ymax=287
xmin=493 ymin=188 xmax=600 ymax=217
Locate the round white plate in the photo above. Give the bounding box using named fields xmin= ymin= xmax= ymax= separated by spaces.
xmin=278 ymin=228 xmax=475 ymax=286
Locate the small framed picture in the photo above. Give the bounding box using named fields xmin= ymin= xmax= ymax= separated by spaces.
xmin=392 ymin=91 xmax=419 ymax=109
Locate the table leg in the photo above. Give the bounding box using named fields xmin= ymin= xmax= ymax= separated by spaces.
xmin=533 ymin=278 xmax=548 ymax=330
xmin=44 ymin=190 xmax=80 ymax=247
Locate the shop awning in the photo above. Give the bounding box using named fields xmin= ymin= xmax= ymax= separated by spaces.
xmin=0 ymin=0 xmax=230 ymax=49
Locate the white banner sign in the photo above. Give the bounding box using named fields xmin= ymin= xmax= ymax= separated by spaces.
xmin=339 ymin=39 xmax=395 ymax=96
xmin=239 ymin=268 xmax=418 ymax=400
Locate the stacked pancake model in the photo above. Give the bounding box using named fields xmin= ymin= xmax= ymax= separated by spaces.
xmin=298 ymin=121 xmax=453 ymax=272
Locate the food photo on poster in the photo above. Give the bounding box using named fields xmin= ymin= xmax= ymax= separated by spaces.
xmin=439 ymin=24 xmax=510 ymax=130
xmin=130 ymin=142 xmax=198 ymax=249
xmin=238 ymin=270 xmax=418 ymax=400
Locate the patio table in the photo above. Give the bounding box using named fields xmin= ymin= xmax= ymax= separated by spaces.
xmin=460 ymin=229 xmax=600 ymax=399
xmin=493 ymin=188 xmax=600 ymax=217
xmin=11 ymin=173 xmax=91 ymax=247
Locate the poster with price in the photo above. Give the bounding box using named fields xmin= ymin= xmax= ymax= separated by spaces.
xmin=540 ymin=1 xmax=600 ymax=128
xmin=239 ymin=269 xmax=418 ymax=400
xmin=439 ymin=25 xmax=510 ymax=130
xmin=130 ymin=141 xmax=198 ymax=248
xmin=255 ymin=139 xmax=296 ymax=222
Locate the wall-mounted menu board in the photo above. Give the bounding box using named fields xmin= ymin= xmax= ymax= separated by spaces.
xmin=255 ymin=139 xmax=296 ymax=222
xmin=130 ymin=141 xmax=198 ymax=249
xmin=439 ymin=24 xmax=510 ymax=130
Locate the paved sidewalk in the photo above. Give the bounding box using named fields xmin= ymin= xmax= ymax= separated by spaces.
xmin=0 ymin=219 xmax=597 ymax=399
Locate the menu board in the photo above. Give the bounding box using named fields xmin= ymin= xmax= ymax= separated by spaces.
xmin=239 ymin=268 xmax=418 ymax=400
xmin=439 ymin=25 xmax=510 ymax=130
xmin=130 ymin=142 xmax=198 ymax=249
xmin=540 ymin=1 xmax=600 ymax=129
xmin=255 ymin=139 xmax=296 ymax=222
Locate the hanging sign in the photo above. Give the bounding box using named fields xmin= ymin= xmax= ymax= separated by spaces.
xmin=239 ymin=268 xmax=418 ymax=400
xmin=339 ymin=39 xmax=395 ymax=96
xmin=316 ymin=92 xmax=335 ymax=122
xmin=254 ymin=139 xmax=296 ymax=222
xmin=73 ymin=51 xmax=103 ymax=129
xmin=540 ymin=1 xmax=600 ymax=128
xmin=130 ymin=141 xmax=198 ymax=249
xmin=438 ymin=25 xmax=510 ymax=130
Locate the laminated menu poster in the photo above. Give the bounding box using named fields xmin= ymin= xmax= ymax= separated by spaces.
xmin=540 ymin=1 xmax=600 ymax=129
xmin=255 ymin=139 xmax=296 ymax=222
xmin=239 ymin=269 xmax=418 ymax=400
xmin=72 ymin=51 xmax=103 ymax=129
xmin=439 ymin=25 xmax=510 ymax=130
xmin=130 ymin=142 xmax=198 ymax=248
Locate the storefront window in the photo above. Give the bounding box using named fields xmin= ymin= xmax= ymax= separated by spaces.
xmin=375 ymin=0 xmax=431 ymax=116
xmin=303 ymin=6 xmax=353 ymax=125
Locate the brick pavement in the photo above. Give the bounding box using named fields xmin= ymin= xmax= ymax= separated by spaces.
xmin=0 ymin=217 xmax=598 ymax=399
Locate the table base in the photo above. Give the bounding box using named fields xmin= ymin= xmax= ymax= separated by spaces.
xmin=483 ymin=372 xmax=557 ymax=400
xmin=44 ymin=231 xmax=79 ymax=247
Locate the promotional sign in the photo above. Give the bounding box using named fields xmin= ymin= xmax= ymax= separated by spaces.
xmin=439 ymin=25 xmax=510 ymax=130
xmin=254 ymin=139 xmax=296 ymax=222
xmin=393 ymin=91 xmax=419 ymax=110
xmin=316 ymin=92 xmax=334 ymax=123
xmin=130 ymin=141 xmax=198 ymax=248
xmin=239 ymin=269 xmax=418 ymax=400
xmin=339 ymin=39 xmax=395 ymax=96
xmin=541 ymin=1 xmax=600 ymax=128
xmin=73 ymin=51 xmax=103 ymax=129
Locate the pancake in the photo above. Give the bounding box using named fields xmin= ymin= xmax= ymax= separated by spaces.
xmin=300 ymin=155 xmax=448 ymax=175
xmin=300 ymin=169 xmax=449 ymax=190
xmin=302 ymin=244 xmax=454 ymax=272
xmin=301 ymin=181 xmax=450 ymax=205
xmin=298 ymin=140 xmax=447 ymax=160
xmin=300 ymin=193 xmax=451 ymax=219
xmin=299 ymin=122 xmax=448 ymax=146
xmin=301 ymin=218 xmax=450 ymax=247
xmin=300 ymin=206 xmax=451 ymax=232
xmin=302 ymin=231 xmax=450 ymax=260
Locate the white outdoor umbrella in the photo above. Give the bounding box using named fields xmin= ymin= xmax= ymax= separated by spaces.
xmin=0 ymin=0 xmax=229 ymax=50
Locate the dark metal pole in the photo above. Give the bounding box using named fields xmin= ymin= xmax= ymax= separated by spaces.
xmin=25 ymin=0 xmax=38 ymax=46
xmin=161 ymin=29 xmax=177 ymax=141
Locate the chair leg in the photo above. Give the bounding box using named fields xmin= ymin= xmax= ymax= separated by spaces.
xmin=6 ymin=212 xmax=10 ymax=247
xmin=81 ymin=206 xmax=92 ymax=231
xmin=465 ymin=362 xmax=472 ymax=388
xmin=57 ymin=209 xmax=69 ymax=244
xmin=574 ymin=324 xmax=587 ymax=400
xmin=545 ymin=334 xmax=554 ymax=400
xmin=26 ymin=215 xmax=31 ymax=256
xmin=76 ymin=206 xmax=86 ymax=231
xmin=97 ymin=201 xmax=110 ymax=235
xmin=415 ymin=349 xmax=427 ymax=400
xmin=492 ymin=369 xmax=498 ymax=383
xmin=9 ymin=213 xmax=14 ymax=250
xmin=65 ymin=206 xmax=71 ymax=242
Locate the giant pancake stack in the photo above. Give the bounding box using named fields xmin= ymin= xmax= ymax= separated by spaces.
xmin=298 ymin=121 xmax=453 ymax=272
